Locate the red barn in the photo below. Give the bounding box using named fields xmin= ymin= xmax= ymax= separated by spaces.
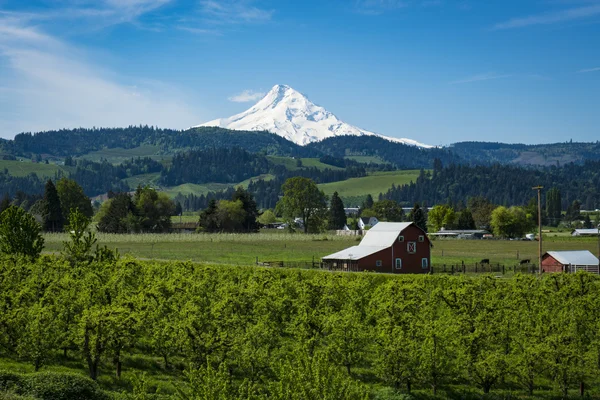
xmin=322 ymin=222 xmax=432 ymax=273
xmin=541 ymin=251 xmax=599 ymax=273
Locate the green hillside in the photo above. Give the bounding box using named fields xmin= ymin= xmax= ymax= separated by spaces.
xmin=267 ymin=156 xmax=344 ymax=171
xmin=318 ymin=170 xmax=421 ymax=206
xmin=0 ymin=159 xmax=71 ymax=178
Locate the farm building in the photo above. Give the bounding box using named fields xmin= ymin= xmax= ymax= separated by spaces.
xmin=358 ymin=216 xmax=379 ymax=230
xmin=541 ymin=250 xmax=599 ymax=273
xmin=322 ymin=222 xmax=431 ymax=273
xmin=571 ymin=229 xmax=599 ymax=237
xmin=429 ymin=229 xmax=490 ymax=239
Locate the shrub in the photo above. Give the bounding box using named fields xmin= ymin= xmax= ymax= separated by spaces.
xmin=0 ymin=371 xmax=24 ymax=392
xmin=23 ymin=372 xmax=107 ymax=400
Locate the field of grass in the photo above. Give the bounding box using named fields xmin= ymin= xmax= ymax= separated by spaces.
xmin=43 ymin=231 xmax=599 ymax=269
xmin=318 ymin=170 xmax=421 ymax=206
xmin=0 ymin=159 xmax=71 ymax=178
xmin=162 ymin=182 xmax=232 ymax=197
xmin=78 ymin=145 xmax=166 ymax=164
xmin=123 ymin=172 xmax=161 ymax=189
xmin=344 ymin=155 xmax=387 ymax=164
xmin=267 ymin=156 xmax=343 ymax=171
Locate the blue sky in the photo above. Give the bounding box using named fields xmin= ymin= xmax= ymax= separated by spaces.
xmin=0 ymin=0 xmax=599 ymax=145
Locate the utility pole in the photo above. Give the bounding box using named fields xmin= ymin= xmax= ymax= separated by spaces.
xmin=533 ymin=186 xmax=543 ymax=274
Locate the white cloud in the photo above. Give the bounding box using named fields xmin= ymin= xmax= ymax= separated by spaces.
xmin=177 ymin=26 xmax=222 ymax=36
xmin=449 ymin=72 xmax=512 ymax=85
xmin=228 ymin=90 xmax=265 ymax=102
xmin=0 ymin=17 xmax=200 ymax=138
xmin=494 ymin=4 xmax=600 ymax=30
xmin=578 ymin=67 xmax=600 ymax=73
xmin=200 ymin=0 xmax=273 ymax=24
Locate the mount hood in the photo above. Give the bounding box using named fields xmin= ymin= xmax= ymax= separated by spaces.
xmin=197 ymin=85 xmax=431 ymax=148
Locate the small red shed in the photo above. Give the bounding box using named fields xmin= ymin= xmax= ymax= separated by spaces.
xmin=541 ymin=250 xmax=599 ymax=274
xmin=322 ymin=222 xmax=432 ymax=273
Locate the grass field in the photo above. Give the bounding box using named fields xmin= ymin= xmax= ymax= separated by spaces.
xmin=43 ymin=231 xmax=600 ymax=269
xmin=318 ymin=170 xmax=421 ymax=206
xmin=123 ymin=172 xmax=161 ymax=189
xmin=344 ymin=155 xmax=387 ymax=164
xmin=267 ymin=156 xmax=344 ymax=171
xmin=78 ymin=145 xmax=166 ymax=164
xmin=0 ymin=159 xmax=71 ymax=178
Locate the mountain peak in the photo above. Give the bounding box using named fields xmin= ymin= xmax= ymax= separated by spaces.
xmin=196 ymin=85 xmax=431 ymax=147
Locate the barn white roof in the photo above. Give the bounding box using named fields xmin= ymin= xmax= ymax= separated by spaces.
xmin=546 ymin=251 xmax=599 ymax=266
xmin=323 ymin=222 xmax=415 ymax=260
xmin=322 ymin=246 xmax=386 ymax=260
xmin=359 ymin=222 xmax=412 ymax=247
xmin=572 ymin=229 xmax=599 ymax=235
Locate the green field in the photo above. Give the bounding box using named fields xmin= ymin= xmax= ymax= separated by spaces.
xmin=123 ymin=172 xmax=161 ymax=189
xmin=344 ymin=155 xmax=387 ymax=164
xmin=318 ymin=170 xmax=421 ymax=206
xmin=267 ymin=156 xmax=344 ymax=171
xmin=42 ymin=231 xmax=599 ymax=268
xmin=0 ymin=159 xmax=71 ymax=178
xmin=78 ymin=145 xmax=166 ymax=164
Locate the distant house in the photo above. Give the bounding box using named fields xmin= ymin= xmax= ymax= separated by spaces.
xmin=429 ymin=229 xmax=490 ymax=239
xmin=541 ymin=250 xmax=599 ymax=273
xmin=358 ymin=216 xmax=378 ymax=230
xmin=571 ymin=229 xmax=599 ymax=237
xmin=322 ymin=222 xmax=432 ymax=273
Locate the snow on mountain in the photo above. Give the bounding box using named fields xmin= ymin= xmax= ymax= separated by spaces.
xmin=196 ymin=84 xmax=432 ymax=148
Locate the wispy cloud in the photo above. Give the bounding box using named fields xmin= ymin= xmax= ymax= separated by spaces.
xmin=353 ymin=0 xmax=443 ymax=15
xmin=200 ymin=0 xmax=274 ymax=24
xmin=493 ymin=4 xmax=600 ymax=30
xmin=177 ymin=27 xmax=222 ymax=36
xmin=449 ymin=72 xmax=512 ymax=85
xmin=0 ymin=16 xmax=199 ymax=138
xmin=228 ymin=90 xmax=265 ymax=102
xmin=577 ymin=67 xmax=600 ymax=73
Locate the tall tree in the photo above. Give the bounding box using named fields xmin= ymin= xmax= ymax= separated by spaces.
xmin=371 ymin=199 xmax=404 ymax=222
xmin=361 ymin=194 xmax=374 ymax=211
xmin=56 ymin=178 xmax=93 ymax=225
xmin=546 ymin=188 xmax=562 ymax=226
xmin=456 ymin=209 xmax=476 ymax=230
xmin=232 ymin=187 xmax=261 ymax=232
xmin=0 ymin=206 xmax=44 ymax=259
xmin=410 ymin=203 xmax=427 ymax=232
xmin=97 ymin=193 xmax=135 ymax=233
xmin=42 ymin=179 xmax=64 ymax=232
xmin=198 ymin=199 xmax=219 ymax=232
xmin=276 ymin=177 xmax=327 ymax=234
xmin=328 ymin=191 xmax=347 ymax=230
xmin=133 ymin=186 xmax=175 ymax=233
xmin=468 ymin=196 xmax=495 ymax=230
xmin=428 ymin=205 xmax=456 ymax=232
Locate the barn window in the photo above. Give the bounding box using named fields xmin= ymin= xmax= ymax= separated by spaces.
xmin=395 ymin=258 xmax=402 ymax=269
xmin=407 ymin=242 xmax=416 ymax=254
xmin=398 ymin=236 xmax=404 ymax=242
xmin=422 ymin=258 xmax=428 ymax=268
xmin=376 ymin=260 xmax=382 ymax=267
xmin=418 ymin=235 xmax=424 ymax=242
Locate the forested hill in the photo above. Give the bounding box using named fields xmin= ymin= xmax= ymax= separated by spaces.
xmin=383 ymin=161 xmax=600 ymax=209
xmin=0 ymin=126 xmax=317 ymax=158
xmin=306 ymin=135 xmax=461 ymax=169
xmin=450 ymin=141 xmax=600 ymax=166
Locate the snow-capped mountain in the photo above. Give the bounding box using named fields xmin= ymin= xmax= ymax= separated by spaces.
xmin=196 ymin=84 xmax=432 ymax=148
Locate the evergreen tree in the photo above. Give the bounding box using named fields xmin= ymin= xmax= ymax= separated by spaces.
xmin=361 ymin=194 xmax=374 ymax=211
xmin=457 ymin=209 xmax=476 ymax=230
xmin=198 ymin=199 xmax=219 ymax=232
xmin=97 ymin=193 xmax=135 ymax=233
xmin=232 ymin=187 xmax=261 ymax=232
xmin=328 ymin=191 xmax=347 ymax=230
xmin=0 ymin=206 xmax=44 ymax=259
xmin=56 ymin=178 xmax=93 ymax=225
xmin=584 ymin=214 xmax=592 ymax=229
xmin=545 ymin=188 xmax=562 ymax=226
xmin=42 ymin=179 xmax=64 ymax=232
xmin=410 ymin=203 xmax=427 ymax=232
